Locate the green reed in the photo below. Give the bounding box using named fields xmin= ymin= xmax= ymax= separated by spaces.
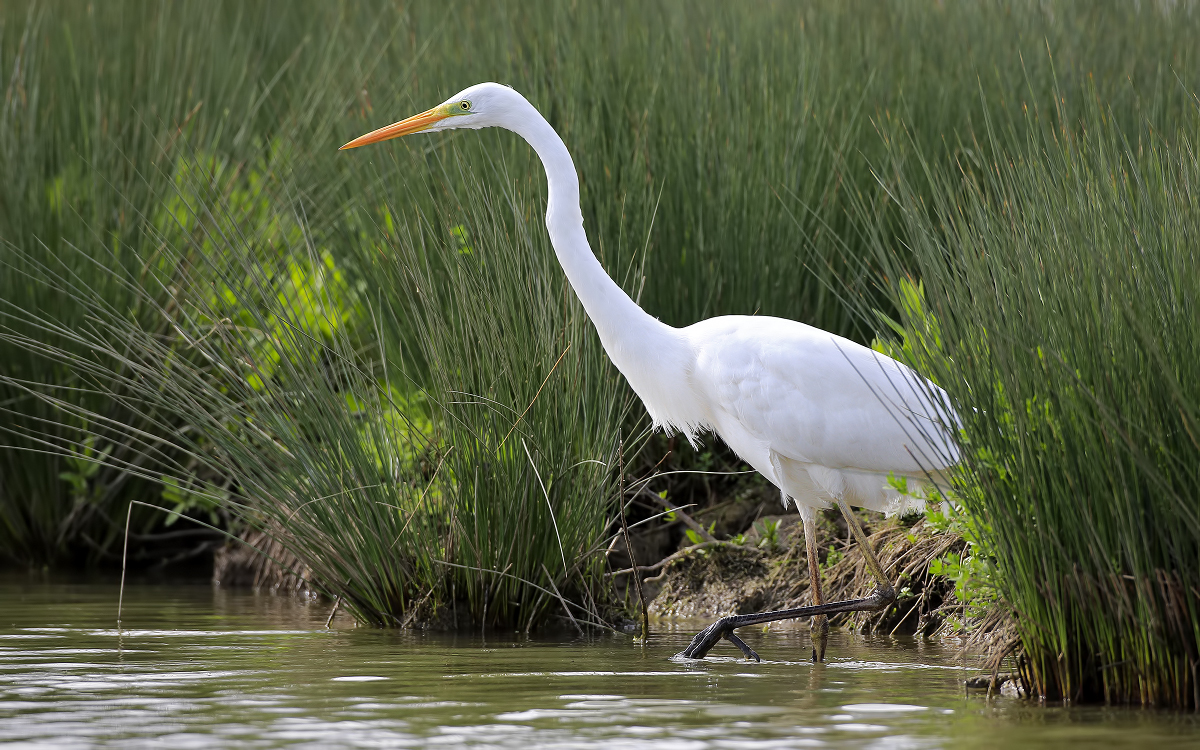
xmin=859 ymin=88 xmax=1200 ymax=707
xmin=0 ymin=0 xmax=400 ymax=564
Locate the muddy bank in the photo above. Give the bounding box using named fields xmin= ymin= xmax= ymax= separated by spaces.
xmin=212 ymin=503 xmax=1014 ymax=664
xmin=616 ymin=509 xmax=1013 ymax=653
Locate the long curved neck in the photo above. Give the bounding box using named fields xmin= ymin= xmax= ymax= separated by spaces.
xmin=506 ymin=104 xmax=705 ymax=438
xmin=509 ymin=111 xmax=663 ymax=346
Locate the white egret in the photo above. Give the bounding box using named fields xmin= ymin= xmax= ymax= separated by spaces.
xmin=341 ymin=83 xmax=960 ymax=662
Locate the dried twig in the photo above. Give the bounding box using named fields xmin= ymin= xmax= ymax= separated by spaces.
xmin=606 ymin=540 xmax=757 ymax=578
xmin=543 ymin=563 xmax=584 ymax=636
xmin=325 ymin=596 xmax=342 ymax=628
xmin=643 ymin=489 xmax=718 ymax=543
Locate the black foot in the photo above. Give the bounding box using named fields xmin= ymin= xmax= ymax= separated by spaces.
xmin=726 ymin=631 xmax=761 ymax=661
xmin=679 ymin=616 xmax=761 ymax=661
xmin=676 ymin=584 xmax=897 ymax=662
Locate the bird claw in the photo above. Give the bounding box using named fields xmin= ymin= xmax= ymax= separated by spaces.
xmin=725 ymin=631 xmax=761 ymax=662
xmin=679 ymin=616 xmax=760 ymax=661
xmin=679 ymin=618 xmax=725 ymax=659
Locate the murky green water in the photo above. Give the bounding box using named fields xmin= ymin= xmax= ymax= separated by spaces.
xmin=1 ymin=573 xmax=1196 ymax=748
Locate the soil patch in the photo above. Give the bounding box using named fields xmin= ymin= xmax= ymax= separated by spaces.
xmin=628 ymin=510 xmax=1012 ymax=644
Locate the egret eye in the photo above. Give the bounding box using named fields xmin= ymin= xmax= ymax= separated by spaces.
xmin=459 ymin=100 xmax=471 ymax=111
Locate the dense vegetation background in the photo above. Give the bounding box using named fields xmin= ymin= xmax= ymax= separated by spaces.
xmin=1 ymin=0 xmax=1196 ymax=707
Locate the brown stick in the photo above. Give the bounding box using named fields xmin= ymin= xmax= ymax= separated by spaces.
xmin=325 ymin=596 xmax=342 ymax=628
xmin=606 ymin=540 xmax=757 ymax=578
xmin=117 ymin=502 xmax=132 ymax=630
xmin=644 ymin=491 xmax=717 ymax=543
xmin=616 ymin=431 xmax=649 ymax=637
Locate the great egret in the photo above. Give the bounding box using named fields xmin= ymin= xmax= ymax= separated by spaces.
xmin=341 ymin=83 xmax=960 ymax=662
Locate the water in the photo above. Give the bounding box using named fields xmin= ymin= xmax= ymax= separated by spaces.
xmin=1 ymin=573 xmax=1196 ymax=748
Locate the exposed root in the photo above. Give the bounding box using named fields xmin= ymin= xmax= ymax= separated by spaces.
xmin=212 ymin=527 xmax=315 ymax=596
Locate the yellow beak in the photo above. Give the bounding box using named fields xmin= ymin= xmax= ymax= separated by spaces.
xmin=339 ymin=105 xmax=449 ymax=150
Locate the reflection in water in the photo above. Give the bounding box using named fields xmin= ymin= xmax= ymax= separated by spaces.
xmin=0 ymin=572 xmax=1197 ymax=748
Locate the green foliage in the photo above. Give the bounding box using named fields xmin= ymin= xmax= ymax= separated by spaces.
xmin=365 ymin=164 xmax=634 ymax=627
xmin=858 ymin=84 xmax=1200 ymax=707
xmin=872 ymin=280 xmax=946 ymax=382
xmin=884 ymin=472 xmax=910 ymax=496
xmin=160 ymin=476 xmax=227 ymax=529
xmin=754 ymin=518 xmax=782 ymax=553
xmin=875 ymin=273 xmax=1003 ymax=631
xmin=925 ymin=504 xmax=1000 ymax=624
xmin=684 ymin=522 xmax=716 ymax=547
xmin=58 ymin=435 xmax=113 ymax=505
xmin=0 ymin=0 xmax=366 ymax=565
xmin=821 ymin=544 xmax=844 ymax=571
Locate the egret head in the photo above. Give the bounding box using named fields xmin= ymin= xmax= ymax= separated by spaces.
xmin=339 ymin=82 xmax=522 ymax=151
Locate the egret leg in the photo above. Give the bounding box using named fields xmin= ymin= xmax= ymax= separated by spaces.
xmin=833 ymin=497 xmax=894 ymax=599
xmin=680 ymin=499 xmax=895 ymax=661
xmin=803 ymin=514 xmax=829 ymax=663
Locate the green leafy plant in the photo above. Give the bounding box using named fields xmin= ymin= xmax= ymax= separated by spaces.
xmin=822 ymin=544 xmax=844 ymax=570
xmin=58 ymin=435 xmax=113 ymax=506
xmin=754 ymin=518 xmax=782 ymax=552
xmin=160 ymin=476 xmax=228 ymax=529
xmin=685 ymin=522 xmax=717 ymax=547
xmin=925 ymin=503 xmax=999 ymax=623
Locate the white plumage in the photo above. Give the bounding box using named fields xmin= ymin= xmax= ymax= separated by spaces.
xmin=686 ymin=315 xmax=959 ymax=517
xmin=342 ymin=82 xmax=961 ymax=661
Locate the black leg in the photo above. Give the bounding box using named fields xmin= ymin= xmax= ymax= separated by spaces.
xmin=678 ymin=583 xmax=895 ymax=659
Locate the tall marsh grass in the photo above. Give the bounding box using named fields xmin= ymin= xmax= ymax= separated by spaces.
xmin=863 ymin=93 xmax=1200 ymax=707
xmin=1 ymin=137 xmax=634 ymax=626
xmin=0 ymin=0 xmax=399 ymax=564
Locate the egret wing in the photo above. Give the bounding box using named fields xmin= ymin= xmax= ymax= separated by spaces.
xmin=689 ymin=316 xmax=959 ymax=475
